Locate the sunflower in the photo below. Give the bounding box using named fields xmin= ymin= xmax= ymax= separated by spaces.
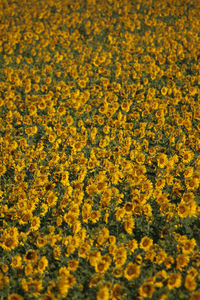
xmin=67 ymin=259 xmax=79 ymax=271
xmin=11 ymin=255 xmax=22 ymax=269
xmin=143 ymin=204 xmax=152 ymax=218
xmin=177 ymin=202 xmax=189 ymax=218
xmin=141 ymin=179 xmax=153 ymax=193
xmin=180 ymin=149 xmax=194 ymax=164
xmin=157 ymin=153 xmax=168 ymax=168
xmin=184 ymin=166 xmax=194 ymax=178
xmin=53 ymin=246 xmax=62 ymax=260
xmin=123 ymin=215 xmax=135 ymax=235
xmin=155 ymin=250 xmax=167 ymax=265
xmin=161 ymin=86 xmax=168 ymax=96
xmin=182 ymin=192 xmax=195 ymax=204
xmin=184 ymin=274 xmax=197 ymax=291
xmin=124 ymin=203 xmax=133 ymax=214
xmin=89 ymin=210 xmax=101 ymax=223
xmin=61 ymin=273 xmax=76 ymax=289
xmin=64 ymin=212 xmax=77 ymax=227
xmin=1 ymin=235 xmax=18 ymax=251
xmin=0 ymin=164 xmax=7 ymax=176
xmin=8 ymin=294 xmax=24 ymax=300
xmin=135 ymin=152 xmax=146 ymax=165
xmin=112 ymin=267 xmax=123 ymax=278
xmin=27 ymin=279 xmax=43 ymax=297
xmin=36 ymin=236 xmax=47 ymax=248
xmin=24 ymin=250 xmax=38 ymax=263
xmin=167 ymin=272 xmax=182 ymax=290
xmin=140 ymin=237 xmax=153 ymax=251
xmin=188 ymin=201 xmax=198 ymax=217
xmin=96 ymin=180 xmax=108 ymax=193
xmin=57 ymin=276 xmax=69 ymax=297
xmin=39 ymin=295 xmax=56 ymax=300
xmin=185 ymin=177 xmax=199 ymax=190
xmin=139 ymin=282 xmax=155 ymax=298
xmin=46 ymin=192 xmax=58 ymax=207
xmin=124 ymin=262 xmax=140 ymax=281
xmin=25 ymin=263 xmax=33 ymax=276
xmin=176 ymin=254 xmax=190 ymax=270
xmin=155 ymin=177 xmax=166 ymax=190
xmin=189 ymin=292 xmax=200 ymax=300
xmin=127 ymin=239 xmax=138 ymax=253
xmin=181 ymin=239 xmax=196 ymax=254
xmin=110 ymin=283 xmax=124 ymax=300
xmin=85 ymin=183 xmax=96 ymax=197
xmin=30 ymin=216 xmax=41 ymax=232
xmin=95 ymin=256 xmax=111 ymax=274
xmin=115 ymin=207 xmax=125 ymax=222
xmin=37 ymin=256 xmax=48 ymax=273
xmin=97 ymin=285 xmax=109 ymax=300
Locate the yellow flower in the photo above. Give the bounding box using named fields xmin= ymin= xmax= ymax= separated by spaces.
xmin=8 ymin=294 xmax=24 ymax=300
xmin=110 ymin=283 xmax=124 ymax=300
xmin=97 ymin=285 xmax=109 ymax=300
xmin=177 ymin=202 xmax=189 ymax=218
xmin=112 ymin=267 xmax=123 ymax=278
xmin=184 ymin=274 xmax=196 ymax=291
xmin=115 ymin=207 xmax=125 ymax=222
xmin=123 ymin=215 xmax=135 ymax=235
xmin=161 ymin=86 xmax=168 ymax=96
xmin=30 ymin=216 xmax=40 ymax=231
xmin=53 ymin=246 xmax=61 ymax=260
xmin=61 ymin=171 xmax=70 ymax=186
xmin=127 ymin=239 xmax=138 ymax=253
xmin=155 ymin=177 xmax=166 ymax=190
xmin=66 ymin=115 xmax=74 ymax=126
xmin=40 ymin=203 xmax=48 ymax=216
xmin=67 ymin=259 xmax=79 ymax=271
xmin=24 ymin=250 xmax=38 ymax=263
xmin=114 ymin=246 xmax=127 ymax=268
xmin=184 ymin=166 xmax=194 ymax=178
xmin=139 ymin=282 xmax=155 ymax=298
xmin=124 ymin=262 xmax=140 ymax=281
xmin=143 ymin=204 xmax=152 ymax=218
xmin=37 ymin=256 xmax=48 ymax=273
xmin=140 ymin=237 xmax=153 ymax=251
xmin=1 ymin=235 xmax=18 ymax=251
xmin=176 ymin=254 xmax=190 ymax=270
xmin=189 ymin=292 xmax=200 ymax=300
xmin=180 ymin=149 xmax=194 ymax=164
xmin=141 ymin=179 xmax=153 ymax=193
xmin=135 ymin=151 xmax=146 ymax=165
xmin=58 ymin=276 xmax=69 ymax=297
xmin=72 ymin=220 xmax=82 ymax=234
xmin=11 ymin=255 xmax=22 ymax=269
xmin=157 ymin=153 xmax=168 ymax=168
xmin=188 ymin=201 xmax=198 ymax=217
xmin=167 ymin=272 xmax=182 ymax=290
xmin=64 ymin=212 xmax=77 ymax=227
xmin=46 ymin=192 xmax=58 ymax=207
xmin=95 ymin=257 xmax=111 ymax=274
xmin=0 ymin=164 xmax=7 ymax=176
xmin=89 ymin=210 xmax=101 ymax=223
xmin=155 ymin=250 xmax=167 ymax=265
xmin=182 ymin=192 xmax=195 ymax=204
xmin=181 ymin=238 xmax=196 ymax=254
xmin=185 ymin=177 xmax=199 ymax=190
xmin=25 ymin=263 xmax=33 ymax=276
xmin=48 ymin=132 xmax=57 ymax=143
xmin=14 ymin=172 xmax=26 ymax=183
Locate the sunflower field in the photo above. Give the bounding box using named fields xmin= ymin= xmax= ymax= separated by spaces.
xmin=0 ymin=0 xmax=200 ymax=299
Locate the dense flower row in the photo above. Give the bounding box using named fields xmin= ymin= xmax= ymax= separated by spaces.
xmin=0 ymin=0 xmax=200 ymax=299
